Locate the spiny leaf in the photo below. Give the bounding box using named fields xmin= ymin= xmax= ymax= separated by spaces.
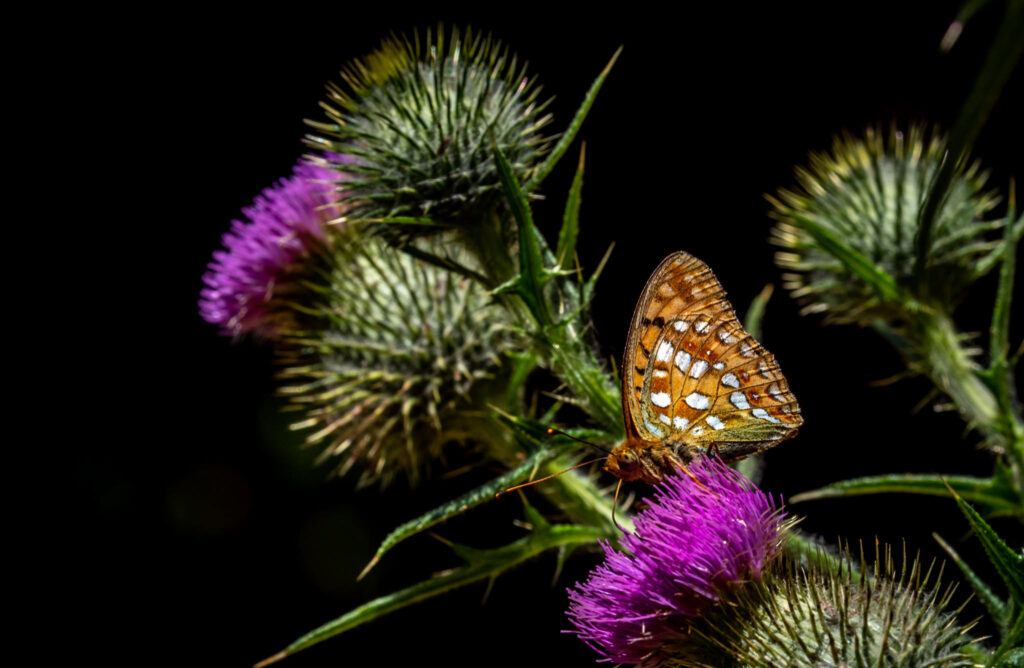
xmin=492 ymin=139 xmax=552 ymax=325
xmin=397 ymin=244 xmax=489 ymax=283
xmin=785 ymin=211 xmax=905 ymax=304
xmin=556 ymin=142 xmax=585 ymax=270
xmin=914 ymin=0 xmax=1024 ymax=285
xmin=357 ymin=447 xmax=563 ymax=579
xmin=946 ymin=482 xmax=1024 ymax=607
xmin=933 ymin=531 xmax=1008 ymax=633
xmin=256 ymin=523 xmax=605 ymax=666
xmin=792 ymin=473 xmax=1023 ymax=518
xmin=525 ymin=46 xmax=621 ymax=191
xmin=992 ymin=610 xmax=1024 ymax=666
xmin=743 ymin=284 xmax=774 ymax=341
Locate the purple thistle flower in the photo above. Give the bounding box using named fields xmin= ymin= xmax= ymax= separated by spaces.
xmin=567 ymin=457 xmax=785 ymax=664
xmin=199 ymin=159 xmax=344 ymax=337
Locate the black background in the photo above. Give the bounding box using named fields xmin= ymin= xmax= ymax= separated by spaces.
xmin=75 ymin=3 xmax=1022 ymax=666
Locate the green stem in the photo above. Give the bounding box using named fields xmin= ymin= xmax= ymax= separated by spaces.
xmin=470 ymin=406 xmax=623 ymax=537
xmin=909 ymin=310 xmax=1002 ymax=437
xmin=892 ymin=309 xmax=1024 ymax=494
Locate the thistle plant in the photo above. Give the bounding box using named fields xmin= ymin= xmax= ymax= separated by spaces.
xmin=567 ymin=458 xmax=787 ymax=665
xmin=199 ymin=159 xmax=341 ymax=338
xmin=196 ymin=12 xmax=1023 ymax=668
xmin=277 ymin=231 xmax=521 ymax=487
xmin=692 ymin=542 xmax=979 ymax=668
xmin=306 ymin=25 xmax=554 ymax=239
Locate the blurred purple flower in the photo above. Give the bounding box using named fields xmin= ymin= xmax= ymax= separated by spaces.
xmin=567 ymin=457 xmax=785 ymax=664
xmin=199 ymin=159 xmax=343 ymax=337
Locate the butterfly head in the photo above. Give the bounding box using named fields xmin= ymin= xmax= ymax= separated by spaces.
xmin=605 ymin=440 xmax=688 ymax=484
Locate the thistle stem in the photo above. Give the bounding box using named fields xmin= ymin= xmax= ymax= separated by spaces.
xmin=894 ymin=310 xmax=1024 ymax=491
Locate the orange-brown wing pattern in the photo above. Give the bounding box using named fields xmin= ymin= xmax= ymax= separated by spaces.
xmin=622 ymin=251 xmax=802 ymax=460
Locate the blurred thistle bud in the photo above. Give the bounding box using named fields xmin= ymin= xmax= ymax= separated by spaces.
xmin=305 ymin=25 xmax=553 ymax=238
xmin=692 ymin=542 xmax=978 ymax=668
xmin=770 ymin=127 xmax=1003 ymax=324
xmin=278 ymin=231 xmax=520 ymax=487
xmin=199 ymin=158 xmax=344 ymax=338
xmin=566 ymin=459 xmax=788 ymax=665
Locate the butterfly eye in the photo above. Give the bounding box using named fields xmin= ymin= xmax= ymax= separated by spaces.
xmin=618 ymin=451 xmax=639 ymax=470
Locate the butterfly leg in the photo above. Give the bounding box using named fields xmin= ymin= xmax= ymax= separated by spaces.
xmin=674 ymin=461 xmax=709 ymax=492
xmin=612 ymin=479 xmax=627 ymax=533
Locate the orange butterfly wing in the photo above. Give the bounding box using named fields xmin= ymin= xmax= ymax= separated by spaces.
xmin=621 ymin=251 xmax=802 ymax=462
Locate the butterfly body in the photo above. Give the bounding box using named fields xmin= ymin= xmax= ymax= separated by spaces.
xmin=606 ymin=251 xmax=802 ymax=484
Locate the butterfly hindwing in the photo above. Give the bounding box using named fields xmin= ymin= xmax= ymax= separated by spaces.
xmin=622 ymin=251 xmax=802 ymax=461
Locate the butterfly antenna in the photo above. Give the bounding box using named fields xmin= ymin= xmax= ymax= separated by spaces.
xmin=495 ymin=457 xmax=607 ymax=497
xmin=545 ymin=427 xmax=613 ymax=456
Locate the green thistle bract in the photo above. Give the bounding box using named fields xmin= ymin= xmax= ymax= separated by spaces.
xmin=685 ymin=542 xmax=978 ymax=668
xmin=278 ymin=232 xmax=518 ymax=486
xmin=307 ymin=25 xmax=553 ymax=237
xmin=770 ymin=127 xmax=1002 ymax=323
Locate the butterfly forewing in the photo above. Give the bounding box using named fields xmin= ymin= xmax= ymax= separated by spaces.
xmin=622 ymin=251 xmax=801 ymax=462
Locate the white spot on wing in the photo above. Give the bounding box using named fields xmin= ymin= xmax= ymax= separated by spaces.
xmin=721 ymin=373 xmax=740 ymax=388
xmin=769 ymin=383 xmax=785 ymax=400
xmin=659 ymin=414 xmax=671 ymax=425
xmin=685 ymin=392 xmax=710 ymax=410
xmin=673 ymin=416 xmax=689 ymax=430
xmin=730 ymin=391 xmax=750 ymax=410
xmin=673 ymin=320 xmax=689 ymax=332
xmin=690 ymin=359 xmax=709 ymax=379
xmin=759 ymin=360 xmax=772 ymax=379
xmin=713 ymin=362 xmax=725 ymax=370
xmin=653 ymin=369 xmax=668 ymax=378
xmin=644 ymin=419 xmax=665 ymax=436
xmin=706 ymin=415 xmax=725 ymax=430
xmin=656 ymin=341 xmax=674 ymax=362
xmin=674 ymin=351 xmax=691 ymax=373
xmin=694 ymin=320 xmax=710 ymax=333
xmin=740 ymin=342 xmax=755 ymax=357
xmin=651 ymin=392 xmax=672 ymax=408
xmin=752 ymin=408 xmax=780 ymax=423
xmin=717 ymin=330 xmax=736 ymax=344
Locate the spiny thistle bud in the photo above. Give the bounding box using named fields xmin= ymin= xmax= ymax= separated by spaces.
xmin=770 ymin=127 xmax=1002 ymax=324
xmin=689 ymin=542 xmax=978 ymax=668
xmin=306 ymin=25 xmax=553 ymax=237
xmin=199 ymin=159 xmax=343 ymax=338
xmin=566 ymin=458 xmax=787 ymax=665
xmin=278 ymin=232 xmax=520 ymax=486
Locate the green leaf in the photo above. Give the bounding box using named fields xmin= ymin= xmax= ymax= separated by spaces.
xmin=396 ymin=244 xmax=489 ymax=284
xmin=356 ymin=447 xmax=563 ymax=580
xmin=933 ymin=531 xmax=1008 ymax=633
xmin=525 ymin=46 xmax=622 ymax=192
xmin=914 ymin=0 xmax=1024 ymax=285
xmin=992 ymin=610 xmax=1024 ymax=666
xmin=743 ymin=284 xmax=774 ymax=340
xmin=556 ymin=143 xmax=585 ymax=270
xmin=256 ymin=522 xmax=605 ymax=666
xmin=788 ymin=211 xmax=905 ymax=304
xmin=781 ymin=529 xmax=852 ymax=576
xmin=792 ymin=473 xmax=1023 ymax=518
xmin=491 ymin=139 xmax=553 ymax=326
xmin=581 ymin=242 xmax=614 ymax=309
xmin=946 ymin=483 xmax=1024 ymax=607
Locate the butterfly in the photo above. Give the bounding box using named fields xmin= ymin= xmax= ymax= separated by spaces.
xmin=603 ymin=251 xmax=802 ymax=484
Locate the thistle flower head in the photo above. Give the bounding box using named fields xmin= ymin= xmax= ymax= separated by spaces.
xmin=770 ymin=127 xmax=1002 ymax=323
xmin=692 ymin=542 xmax=978 ymax=668
xmin=279 ymin=233 xmax=520 ymax=486
xmin=307 ymin=25 xmax=553 ymax=237
xmin=566 ymin=458 xmax=786 ymax=664
xmin=199 ymin=159 xmax=342 ymax=337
